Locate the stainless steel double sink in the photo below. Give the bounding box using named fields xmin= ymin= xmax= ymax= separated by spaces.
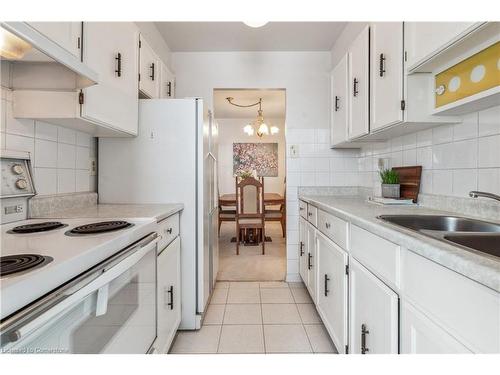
xmin=378 ymin=215 xmax=500 ymax=258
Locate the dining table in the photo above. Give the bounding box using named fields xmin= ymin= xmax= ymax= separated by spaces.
xmin=219 ymin=193 xmax=285 ymax=207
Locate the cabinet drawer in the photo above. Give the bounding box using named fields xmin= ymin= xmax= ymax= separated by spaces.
xmin=402 ymin=249 xmax=500 ymax=353
xmin=157 ymin=213 xmax=179 ymax=251
xmin=350 ymin=225 xmax=400 ymax=288
xmin=299 ymin=200 xmax=308 ymax=219
xmin=317 ymin=209 xmax=348 ymax=249
xmin=307 ymin=205 xmax=317 ymax=226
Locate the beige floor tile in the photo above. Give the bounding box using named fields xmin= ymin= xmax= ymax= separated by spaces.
xmin=223 ymin=304 xmax=262 ymax=325
xmin=288 ymin=282 xmax=306 ymax=289
xmin=170 ymin=325 xmax=222 ymax=354
xmin=297 ymin=303 xmax=322 ymax=324
xmin=229 ymin=281 xmax=260 ymax=289
xmin=211 ymin=288 xmax=229 ymax=304
xmin=260 ymin=288 xmax=294 ymax=304
xmin=263 ymin=325 xmax=312 ymax=353
xmin=262 ymin=304 xmax=301 ymax=324
xmin=260 ymin=281 xmax=289 ymax=288
xmin=227 ymin=288 xmax=261 ymax=304
xmin=290 ymin=286 xmax=313 ymax=304
xmin=215 ymin=281 xmax=230 ymax=289
xmin=203 ymin=304 xmax=226 ymax=325
xmin=218 ymin=325 xmax=265 ymax=353
xmin=304 ymin=324 xmax=337 ymax=353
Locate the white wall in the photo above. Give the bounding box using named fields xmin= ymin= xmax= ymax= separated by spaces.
xmin=217 ymin=117 xmax=286 ymax=195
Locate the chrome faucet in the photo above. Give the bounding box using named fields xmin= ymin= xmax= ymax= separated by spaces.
xmin=469 ymin=191 xmax=500 ymax=202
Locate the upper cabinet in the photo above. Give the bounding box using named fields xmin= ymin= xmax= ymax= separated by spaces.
xmin=27 ymin=22 xmax=82 ymax=58
xmin=160 ymin=61 xmax=176 ymax=98
xmin=347 ymin=26 xmax=370 ymax=140
xmin=139 ymin=36 xmax=160 ymax=99
xmin=330 ymin=54 xmax=349 ymax=147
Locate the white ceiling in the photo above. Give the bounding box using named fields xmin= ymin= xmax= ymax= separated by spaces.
xmin=155 ymin=22 xmax=347 ymax=52
xmin=214 ymin=89 xmax=286 ymax=119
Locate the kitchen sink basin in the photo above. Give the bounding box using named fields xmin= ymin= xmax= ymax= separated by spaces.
xmin=444 ymin=234 xmax=500 ymax=258
xmin=378 ymin=215 xmax=500 ymax=233
xmin=378 ymin=214 xmax=500 ymax=258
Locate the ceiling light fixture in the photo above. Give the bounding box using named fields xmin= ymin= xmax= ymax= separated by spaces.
xmin=226 ymin=97 xmax=279 ymax=138
xmin=243 ymin=21 xmax=268 ymax=28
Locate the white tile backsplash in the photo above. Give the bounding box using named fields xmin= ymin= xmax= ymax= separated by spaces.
xmin=1 ymin=92 xmax=96 ymax=196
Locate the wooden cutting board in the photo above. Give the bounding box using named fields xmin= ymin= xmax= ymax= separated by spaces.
xmin=392 ymin=166 xmax=422 ymax=203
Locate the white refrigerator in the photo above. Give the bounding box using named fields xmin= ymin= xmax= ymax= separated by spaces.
xmin=98 ymin=98 xmax=219 ymax=330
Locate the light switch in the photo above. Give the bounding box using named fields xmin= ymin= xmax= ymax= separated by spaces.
xmin=289 ymin=145 xmax=299 ymax=158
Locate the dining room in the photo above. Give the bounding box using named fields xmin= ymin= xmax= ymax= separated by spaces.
xmin=214 ymin=88 xmax=287 ymax=282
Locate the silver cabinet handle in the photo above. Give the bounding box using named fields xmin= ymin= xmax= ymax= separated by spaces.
xmin=361 ymin=324 xmax=370 ymax=354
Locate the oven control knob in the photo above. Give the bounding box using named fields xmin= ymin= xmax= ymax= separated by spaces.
xmin=15 ymin=179 xmax=28 ymax=190
xmin=11 ymin=164 xmax=24 ymax=175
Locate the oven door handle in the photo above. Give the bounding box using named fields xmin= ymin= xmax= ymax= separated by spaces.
xmin=1 ymin=233 xmax=158 ymax=346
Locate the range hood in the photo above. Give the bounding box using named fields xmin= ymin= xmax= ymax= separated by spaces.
xmin=1 ymin=22 xmax=98 ymax=90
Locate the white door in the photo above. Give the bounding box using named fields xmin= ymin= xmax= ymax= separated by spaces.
xmin=401 ymin=301 xmax=472 ymax=354
xmin=330 ymin=53 xmax=349 ymax=146
xmin=28 ymin=22 xmax=82 ymax=57
xmin=139 ymin=36 xmax=160 ymax=98
xmin=306 ymin=222 xmax=317 ymax=303
xmin=370 ymin=22 xmax=404 ymax=132
xmin=157 ymin=237 xmax=181 ymax=353
xmin=316 ymin=231 xmax=348 ymax=353
xmin=299 ymin=217 xmax=308 ymax=285
xmin=81 ymin=22 xmax=139 ymax=135
xmin=349 ymin=258 xmax=399 ymax=354
xmin=160 ymin=61 xmax=175 ymax=98
xmin=348 ymin=26 xmax=370 ymax=140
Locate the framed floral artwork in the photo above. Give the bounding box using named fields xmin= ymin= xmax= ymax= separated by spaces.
xmin=233 ymin=143 xmax=278 ymax=177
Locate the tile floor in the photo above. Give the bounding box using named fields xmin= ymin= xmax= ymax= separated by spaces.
xmin=170 ymin=281 xmax=337 ymax=354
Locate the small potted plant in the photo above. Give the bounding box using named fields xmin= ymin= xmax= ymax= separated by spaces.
xmin=379 ymin=168 xmax=400 ymax=198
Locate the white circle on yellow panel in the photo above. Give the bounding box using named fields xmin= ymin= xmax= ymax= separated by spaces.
xmin=449 ymin=76 xmax=461 ymax=92
xmin=470 ymin=65 xmax=486 ymax=83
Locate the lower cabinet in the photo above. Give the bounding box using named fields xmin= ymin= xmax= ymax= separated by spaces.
xmin=401 ymin=301 xmax=472 ymax=354
xmin=306 ymin=222 xmax=318 ymax=303
xmin=349 ymin=258 xmax=399 ymax=354
xmin=298 ymin=217 xmax=308 ymax=284
xmin=316 ymin=230 xmax=348 ymax=353
xmin=156 ymin=236 xmax=181 ymax=353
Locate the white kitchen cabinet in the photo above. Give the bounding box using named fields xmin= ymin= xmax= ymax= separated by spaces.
xmin=316 ymin=230 xmax=348 ymax=353
xmin=299 ymin=217 xmax=308 ymax=284
xmin=401 ymin=300 xmax=472 ymax=354
xmin=330 ymin=53 xmax=349 ymax=146
xmin=156 ymin=236 xmax=181 ymax=353
xmin=160 ymin=61 xmax=176 ymax=98
xmin=82 ymin=22 xmax=140 ymax=135
xmin=370 ymin=22 xmax=404 ymax=132
xmin=139 ymin=36 xmax=160 ymax=99
xmin=306 ymin=222 xmax=318 ymax=303
xmin=347 ymin=26 xmax=370 ymax=140
xmin=349 ymin=258 xmax=399 ymax=354
xmin=27 ymin=22 xmax=82 ymax=57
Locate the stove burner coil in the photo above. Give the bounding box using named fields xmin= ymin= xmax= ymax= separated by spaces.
xmin=0 ymin=254 xmax=53 ymax=277
xmin=11 ymin=222 xmax=66 ymax=234
xmin=67 ymin=221 xmax=133 ymax=235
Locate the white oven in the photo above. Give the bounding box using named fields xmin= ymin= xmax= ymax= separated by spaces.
xmin=0 ymin=233 xmax=158 ymax=354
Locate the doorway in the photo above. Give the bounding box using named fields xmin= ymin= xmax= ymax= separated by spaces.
xmin=213 ymin=88 xmax=287 ymax=281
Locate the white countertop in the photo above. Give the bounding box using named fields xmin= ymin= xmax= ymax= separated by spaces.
xmin=33 ymin=203 xmax=184 ymax=222
xmin=300 ymin=195 xmax=500 ymax=292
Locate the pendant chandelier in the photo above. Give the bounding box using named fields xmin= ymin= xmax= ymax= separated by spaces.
xmin=226 ymin=97 xmax=279 ymax=138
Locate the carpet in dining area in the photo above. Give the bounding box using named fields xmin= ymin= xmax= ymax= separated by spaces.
xmin=217 ymin=221 xmax=286 ymax=281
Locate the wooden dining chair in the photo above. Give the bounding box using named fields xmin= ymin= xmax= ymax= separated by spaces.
xmin=235 ymin=176 xmax=265 ymax=255
xmin=218 ymin=201 xmax=236 ymax=236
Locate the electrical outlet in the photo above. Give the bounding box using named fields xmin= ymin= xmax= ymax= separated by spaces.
xmin=89 ymin=157 xmax=97 ymax=176
xmin=289 ymin=145 xmax=299 ymax=158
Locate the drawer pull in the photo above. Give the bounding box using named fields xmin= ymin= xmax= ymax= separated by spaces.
xmin=361 ymin=324 xmax=369 ymax=354
xmin=308 ymin=212 xmax=312 ymax=217
xmin=353 ymin=78 xmax=359 ymax=97
xmin=379 ymin=53 xmax=386 ymax=77
xmin=115 ymin=52 xmax=122 ymax=77
xmin=308 ymin=253 xmax=312 ymax=270
xmin=167 ymin=285 xmax=174 ymax=310
xmin=334 ymin=95 xmax=340 ymax=111
xmin=299 ymin=241 xmax=304 ymax=256
xmin=325 ymin=222 xmax=331 ymax=229
xmin=299 ymin=207 xmax=305 ymax=211
xmin=150 ymin=62 xmax=155 ymax=81
xmin=324 ymin=274 xmax=330 ymax=296
xmin=166 ymin=228 xmax=173 ymax=234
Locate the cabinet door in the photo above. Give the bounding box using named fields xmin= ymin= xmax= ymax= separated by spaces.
xmin=139 ymin=36 xmax=160 ymax=98
xmin=370 ymin=22 xmax=404 ymax=132
xmin=299 ymin=217 xmax=308 ymax=285
xmin=157 ymin=237 xmax=181 ymax=353
xmin=330 ymin=54 xmax=349 ymax=146
xmin=81 ymin=22 xmax=139 ymax=135
xmin=348 ymin=26 xmax=370 ymax=140
xmin=306 ymin=222 xmax=317 ymax=303
xmin=349 ymin=258 xmax=399 ymax=354
xmin=160 ymin=62 xmax=175 ymax=98
xmin=401 ymin=301 xmax=472 ymax=354
xmin=316 ymin=231 xmax=348 ymax=353
xmin=28 ymin=22 xmax=82 ymax=57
